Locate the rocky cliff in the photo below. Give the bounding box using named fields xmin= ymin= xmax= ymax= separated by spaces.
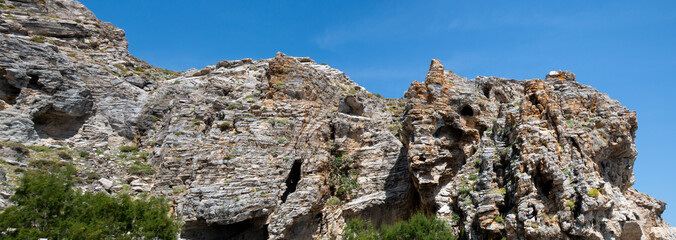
xmin=0 ymin=0 xmax=674 ymax=239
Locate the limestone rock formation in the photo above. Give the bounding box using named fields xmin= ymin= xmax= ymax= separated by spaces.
xmin=0 ymin=0 xmax=674 ymax=239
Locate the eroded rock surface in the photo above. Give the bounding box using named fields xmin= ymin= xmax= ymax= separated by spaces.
xmin=0 ymin=1 xmax=673 ymax=239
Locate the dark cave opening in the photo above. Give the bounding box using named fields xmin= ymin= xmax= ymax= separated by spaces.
xmin=460 ymin=105 xmax=474 ymax=117
xmin=534 ymin=165 xmax=555 ymax=203
xmin=181 ymin=216 xmax=268 ymax=240
xmin=32 ymin=110 xmax=89 ymax=139
xmin=27 ymin=74 xmax=43 ymax=90
xmin=482 ymin=86 xmax=491 ymax=98
xmin=433 ymin=124 xmax=463 ymax=141
xmin=0 ymin=69 xmax=21 ymax=104
xmin=281 ymin=159 xmax=302 ymax=203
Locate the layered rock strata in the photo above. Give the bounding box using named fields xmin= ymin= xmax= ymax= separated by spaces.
xmin=0 ymin=0 xmax=673 ymax=239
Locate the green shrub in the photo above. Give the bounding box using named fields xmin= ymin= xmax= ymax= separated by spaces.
xmin=78 ymin=151 xmax=89 ymax=158
xmin=329 ymin=156 xmax=359 ymax=196
xmin=468 ymin=174 xmax=478 ymax=181
xmin=494 ymin=215 xmax=504 ymax=224
xmin=226 ymin=103 xmax=242 ymax=110
xmin=277 ymin=137 xmax=287 ymax=144
xmin=588 ymin=188 xmax=600 ymax=198
xmin=29 ymin=35 xmax=46 ymax=43
xmin=219 ymin=122 xmax=231 ymax=131
xmin=459 ymin=185 xmax=472 ymax=197
xmin=27 ymin=145 xmax=50 ymax=152
xmin=86 ymin=171 xmax=101 ymax=181
xmin=326 ymin=196 xmax=341 ymax=207
xmin=345 ymin=212 xmax=456 ymax=240
xmin=137 ymin=151 xmax=149 ymax=160
xmin=344 ymin=217 xmax=379 ymax=240
xmin=127 ymin=161 xmax=155 ymax=176
xmin=0 ymin=141 xmax=28 ymax=152
xmin=56 ymin=150 xmax=72 ymax=160
xmin=118 ymin=145 xmax=139 ymax=152
xmin=0 ymin=165 xmax=179 ymax=239
xmin=565 ymin=200 xmax=576 ymax=209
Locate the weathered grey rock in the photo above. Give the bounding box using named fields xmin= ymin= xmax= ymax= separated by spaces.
xmin=0 ymin=1 xmax=672 ymax=240
xmin=98 ymin=178 xmax=113 ymax=190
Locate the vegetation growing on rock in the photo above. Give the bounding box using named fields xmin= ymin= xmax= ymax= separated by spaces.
xmin=0 ymin=162 xmax=179 ymax=239
xmin=344 ymin=212 xmax=456 ymax=240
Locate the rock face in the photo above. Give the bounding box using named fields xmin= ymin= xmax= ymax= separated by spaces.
xmin=0 ymin=1 xmax=673 ymax=239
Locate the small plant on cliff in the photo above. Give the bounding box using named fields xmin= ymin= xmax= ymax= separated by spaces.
xmin=565 ymin=200 xmax=576 ymax=210
xmin=218 ymin=122 xmax=231 ymax=131
xmin=118 ymin=145 xmax=139 ymax=152
xmin=326 ymin=196 xmax=341 ymax=207
xmin=56 ymin=150 xmax=72 ymax=160
xmin=127 ymin=160 xmax=155 ymax=175
xmin=29 ymin=35 xmax=46 ymax=43
xmin=329 ymin=155 xmax=359 ymax=196
xmin=588 ymin=188 xmax=600 ymax=198
xmin=494 ymin=215 xmax=504 ymax=224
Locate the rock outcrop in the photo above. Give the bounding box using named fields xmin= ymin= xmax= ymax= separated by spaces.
xmin=0 ymin=0 xmax=674 ymax=239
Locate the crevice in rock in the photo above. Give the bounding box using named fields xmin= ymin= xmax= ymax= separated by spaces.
xmin=33 ymin=110 xmax=89 ymax=139
xmin=482 ymin=86 xmax=491 ymax=98
xmin=181 ymin=216 xmax=268 ymax=240
xmin=434 ymin=124 xmax=463 ymax=140
xmin=0 ymin=68 xmax=21 ymax=104
xmin=569 ymin=137 xmax=584 ymax=158
xmin=27 ymin=73 xmax=43 ymax=90
xmin=281 ymin=159 xmax=302 ymax=203
xmin=534 ymin=166 xmax=555 ymax=201
xmin=283 ymin=211 xmax=322 ymax=240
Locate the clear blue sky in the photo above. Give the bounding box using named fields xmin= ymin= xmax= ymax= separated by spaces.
xmin=80 ymin=0 xmax=676 ymax=224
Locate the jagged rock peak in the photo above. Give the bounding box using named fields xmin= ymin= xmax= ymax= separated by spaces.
xmin=0 ymin=1 xmax=674 ymax=239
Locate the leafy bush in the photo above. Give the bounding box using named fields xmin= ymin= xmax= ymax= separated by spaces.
xmin=344 ymin=212 xmax=456 ymax=240
xmin=588 ymin=188 xmax=600 ymax=198
xmin=344 ymin=217 xmax=379 ymax=240
xmin=494 ymin=215 xmax=504 ymax=224
xmin=468 ymin=174 xmax=478 ymax=181
xmin=118 ymin=145 xmax=139 ymax=152
xmin=27 ymin=145 xmax=51 ymax=152
xmin=329 ymin=156 xmax=359 ymax=196
xmin=326 ymin=196 xmax=341 ymax=207
xmin=127 ymin=160 xmax=155 ymax=176
xmin=78 ymin=151 xmax=89 ymax=158
xmin=226 ymin=103 xmax=242 ymax=110
xmin=219 ymin=122 xmax=231 ymax=131
xmin=56 ymin=150 xmax=72 ymax=160
xmin=565 ymin=200 xmax=576 ymax=209
xmin=29 ymin=35 xmax=46 ymax=43
xmin=0 ymin=164 xmax=179 ymax=239
xmin=458 ymin=185 xmax=472 ymax=197
xmin=0 ymin=141 xmax=29 ymax=153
